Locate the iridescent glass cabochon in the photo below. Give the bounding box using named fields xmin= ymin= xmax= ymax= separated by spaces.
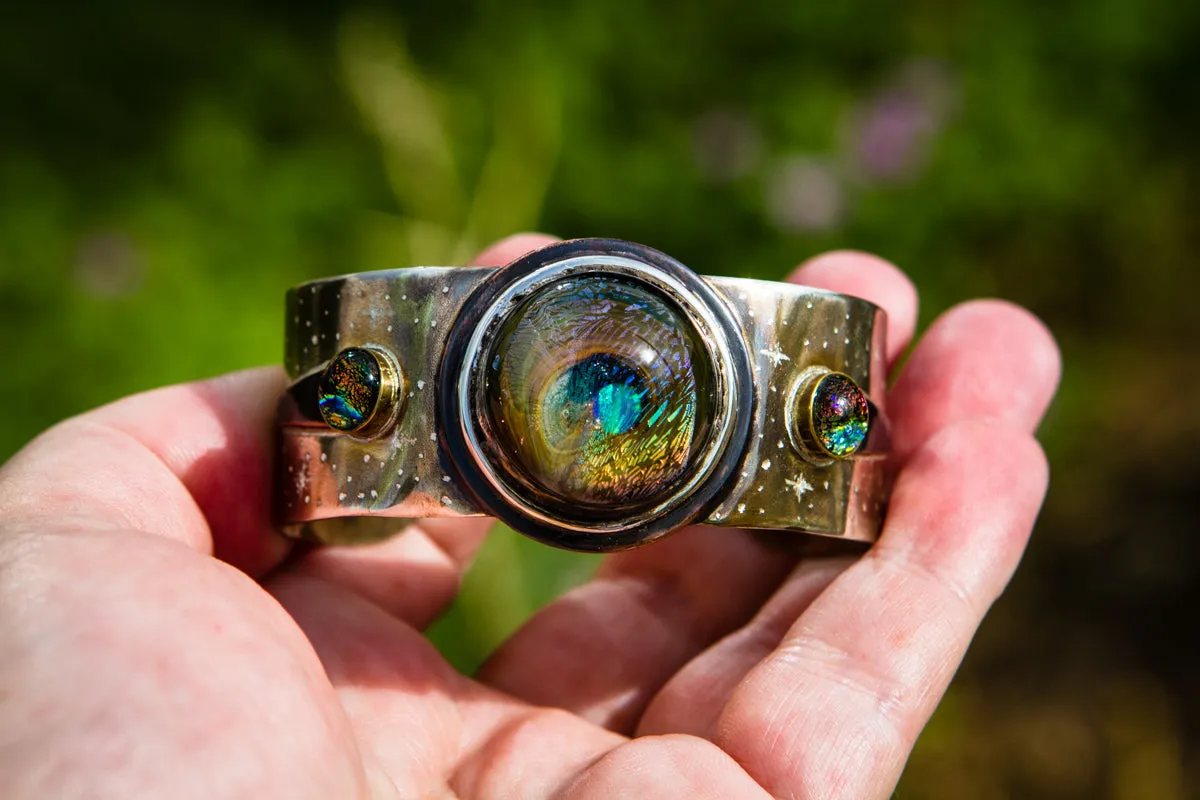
xmin=479 ymin=274 xmax=714 ymax=519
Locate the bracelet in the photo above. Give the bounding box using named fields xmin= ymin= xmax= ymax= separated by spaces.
xmin=276 ymin=238 xmax=889 ymax=552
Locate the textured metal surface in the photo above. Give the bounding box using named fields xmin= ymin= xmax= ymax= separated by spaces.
xmin=276 ymin=267 xmax=887 ymax=546
xmin=278 ymin=267 xmax=493 ymax=544
xmin=702 ymin=277 xmax=887 ymax=541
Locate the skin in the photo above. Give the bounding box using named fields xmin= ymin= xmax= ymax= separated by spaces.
xmin=0 ymin=234 xmax=1060 ymax=799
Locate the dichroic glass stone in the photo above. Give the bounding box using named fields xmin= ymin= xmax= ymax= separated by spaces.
xmin=318 ymin=348 xmax=381 ymax=432
xmin=811 ymin=373 xmax=870 ymax=457
xmin=481 ymin=274 xmax=713 ymax=518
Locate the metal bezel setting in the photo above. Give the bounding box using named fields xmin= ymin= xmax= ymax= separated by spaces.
xmin=438 ymin=238 xmax=754 ymax=551
xmin=317 ymin=345 xmax=406 ymax=441
xmin=785 ymin=366 xmax=879 ymax=463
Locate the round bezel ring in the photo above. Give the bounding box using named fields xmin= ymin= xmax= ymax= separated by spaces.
xmin=317 ymin=346 xmax=405 ymax=441
xmin=438 ymin=238 xmax=754 ymax=552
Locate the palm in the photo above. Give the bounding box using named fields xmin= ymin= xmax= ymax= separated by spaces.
xmin=0 ymin=236 xmax=1059 ymax=799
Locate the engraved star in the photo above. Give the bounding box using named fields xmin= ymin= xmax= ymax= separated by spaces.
xmin=785 ymin=474 xmax=814 ymax=503
xmin=760 ymin=346 xmax=791 ymax=367
xmin=294 ymin=465 xmax=309 ymax=496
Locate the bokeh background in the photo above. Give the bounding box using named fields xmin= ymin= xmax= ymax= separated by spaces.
xmin=2 ymin=1 xmax=1197 ymax=796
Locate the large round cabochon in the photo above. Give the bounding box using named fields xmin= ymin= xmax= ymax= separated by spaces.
xmin=479 ymin=274 xmax=713 ymax=519
xmin=438 ymin=238 xmax=754 ymax=551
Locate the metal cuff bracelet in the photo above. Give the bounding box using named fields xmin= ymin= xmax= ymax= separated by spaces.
xmin=275 ymin=238 xmax=890 ymax=553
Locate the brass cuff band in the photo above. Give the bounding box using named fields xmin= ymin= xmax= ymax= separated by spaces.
xmin=276 ymin=239 xmax=889 ymax=552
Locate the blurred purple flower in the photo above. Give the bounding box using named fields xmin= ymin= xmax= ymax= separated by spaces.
xmin=765 ymin=157 xmax=845 ymax=233
xmin=846 ymin=59 xmax=957 ymax=183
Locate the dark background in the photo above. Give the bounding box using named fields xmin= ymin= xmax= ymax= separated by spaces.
xmin=2 ymin=1 xmax=1197 ymax=796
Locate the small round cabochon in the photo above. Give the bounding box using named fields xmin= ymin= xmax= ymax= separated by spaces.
xmin=478 ymin=274 xmax=714 ymax=520
xmin=811 ymin=372 xmax=870 ymax=457
xmin=318 ymin=347 xmax=382 ymax=432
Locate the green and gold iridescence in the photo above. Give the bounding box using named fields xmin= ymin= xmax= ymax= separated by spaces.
xmin=318 ymin=348 xmax=382 ymax=432
xmin=811 ymin=372 xmax=870 ymax=457
xmin=480 ymin=275 xmax=713 ymax=518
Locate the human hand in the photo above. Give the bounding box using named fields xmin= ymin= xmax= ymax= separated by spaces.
xmin=0 ymin=235 xmax=1059 ymax=798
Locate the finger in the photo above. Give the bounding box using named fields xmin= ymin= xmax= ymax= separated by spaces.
xmin=789 ymin=249 xmax=918 ymax=367
xmin=478 ymin=251 xmax=918 ymax=732
xmin=713 ymin=420 xmax=1049 ymax=798
xmin=0 ymin=367 xmax=291 ymax=576
xmin=268 ymin=572 xmax=467 ymax=799
xmin=557 ymin=735 xmax=773 ymax=799
xmin=888 ymin=299 xmax=1060 ymax=460
xmin=472 ymin=232 xmax=560 ymax=267
xmin=456 ymin=660 xmax=768 ymax=799
xmin=450 ymin=698 xmax=627 ymax=799
xmin=291 ymin=518 xmax=493 ymax=629
xmin=277 ymin=551 xmax=768 ymax=800
xmin=479 ymin=526 xmax=796 ymax=732
xmin=268 ymin=570 xmax=626 ymax=799
xmin=288 ymin=233 xmax=555 ymax=627
xmin=638 ymin=298 xmax=1060 ymax=736
xmin=637 ymin=555 xmax=855 ymax=737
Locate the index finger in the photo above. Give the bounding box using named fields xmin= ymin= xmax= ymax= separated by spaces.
xmin=0 ymin=367 xmax=290 ymax=576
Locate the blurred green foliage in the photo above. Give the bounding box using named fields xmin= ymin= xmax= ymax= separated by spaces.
xmin=2 ymin=1 xmax=1197 ymax=796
